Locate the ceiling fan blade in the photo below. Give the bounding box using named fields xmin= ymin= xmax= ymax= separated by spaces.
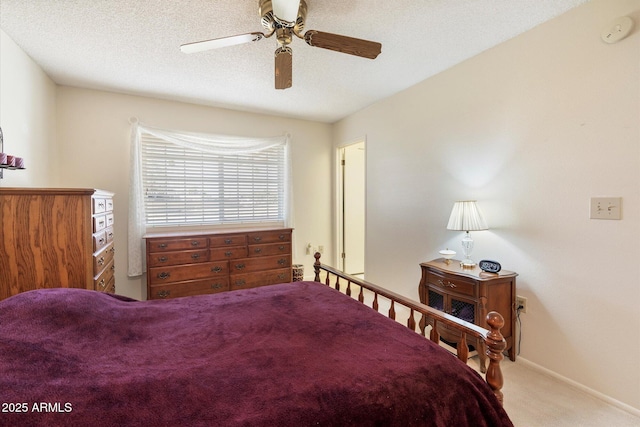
xmin=274 ymin=47 xmax=293 ymax=90
xmin=304 ymin=30 xmax=381 ymax=59
xmin=272 ymin=0 xmax=300 ymax=24
xmin=180 ymin=32 xmax=264 ymax=54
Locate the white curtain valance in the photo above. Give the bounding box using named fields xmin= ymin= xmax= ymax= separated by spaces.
xmin=127 ymin=121 xmax=294 ymax=277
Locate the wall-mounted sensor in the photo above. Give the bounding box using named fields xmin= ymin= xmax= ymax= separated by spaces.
xmin=601 ymin=16 xmax=634 ymax=44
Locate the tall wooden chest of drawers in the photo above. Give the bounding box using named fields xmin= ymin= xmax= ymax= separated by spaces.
xmin=144 ymin=228 xmax=293 ymax=300
xmin=0 ymin=188 xmax=116 ymax=300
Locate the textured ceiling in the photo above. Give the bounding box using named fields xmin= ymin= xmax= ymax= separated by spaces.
xmin=0 ymin=0 xmax=588 ymax=123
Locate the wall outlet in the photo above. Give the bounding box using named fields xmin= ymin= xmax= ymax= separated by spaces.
xmin=516 ymin=296 xmax=527 ymax=314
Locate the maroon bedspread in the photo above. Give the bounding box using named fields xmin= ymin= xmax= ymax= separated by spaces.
xmin=0 ymin=282 xmax=512 ymax=427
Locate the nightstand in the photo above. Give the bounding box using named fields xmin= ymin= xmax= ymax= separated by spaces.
xmin=418 ymin=258 xmax=517 ymax=372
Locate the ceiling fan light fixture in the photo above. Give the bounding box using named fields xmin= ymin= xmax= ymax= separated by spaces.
xmin=271 ymin=0 xmax=301 ymax=26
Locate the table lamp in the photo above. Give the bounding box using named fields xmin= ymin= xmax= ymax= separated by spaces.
xmin=446 ymin=201 xmax=488 ymax=267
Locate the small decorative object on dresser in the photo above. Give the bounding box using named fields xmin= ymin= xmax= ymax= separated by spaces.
xmin=419 ymin=258 xmax=517 ymax=373
xmin=0 ymin=188 xmax=115 ymax=300
xmin=144 ymin=228 xmax=292 ymax=299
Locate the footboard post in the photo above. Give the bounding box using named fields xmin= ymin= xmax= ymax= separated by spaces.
xmin=485 ymin=311 xmax=506 ymax=404
xmin=313 ymin=252 xmax=322 ymax=282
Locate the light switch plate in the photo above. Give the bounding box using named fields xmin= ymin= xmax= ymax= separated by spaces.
xmin=590 ymin=197 xmax=622 ymax=220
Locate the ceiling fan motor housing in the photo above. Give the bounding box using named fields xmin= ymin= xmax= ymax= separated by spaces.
xmin=260 ymin=0 xmax=307 ymax=35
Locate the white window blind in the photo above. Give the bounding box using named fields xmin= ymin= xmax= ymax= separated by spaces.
xmin=140 ymin=133 xmax=285 ymax=227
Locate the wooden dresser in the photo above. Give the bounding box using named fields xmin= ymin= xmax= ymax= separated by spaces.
xmin=144 ymin=228 xmax=292 ymax=300
xmin=419 ymin=258 xmax=517 ymax=372
xmin=0 ymin=188 xmax=115 ymax=300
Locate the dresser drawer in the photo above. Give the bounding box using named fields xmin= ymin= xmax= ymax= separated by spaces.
xmin=93 ymin=230 xmax=107 ymax=252
xmin=209 ymin=234 xmax=247 ymax=247
xmin=93 ymin=214 xmax=107 ymax=232
xmin=93 ymin=197 xmax=107 ymax=214
xmin=148 ymin=249 xmax=209 ymax=267
xmin=246 ymin=229 xmax=291 ymax=245
xmin=230 ymin=255 xmax=291 ymax=274
xmin=210 ymin=246 xmax=248 ymax=260
xmin=148 ymin=237 xmax=208 ymax=253
xmin=247 ymin=242 xmax=291 ymax=257
xmin=150 ymin=277 xmax=230 ymax=299
xmin=149 ymin=261 xmax=229 ymax=285
xmin=93 ymin=243 xmax=115 ymax=274
xmin=106 ymin=227 xmax=114 ymax=244
xmin=94 ymin=259 xmax=115 ymax=291
xmin=426 ymin=271 xmax=476 ymax=298
xmin=230 ymin=268 xmax=291 ymax=290
xmin=106 ymin=213 xmax=114 ymax=228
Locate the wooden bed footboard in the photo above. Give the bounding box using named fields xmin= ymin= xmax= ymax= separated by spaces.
xmin=313 ymin=253 xmax=506 ymax=404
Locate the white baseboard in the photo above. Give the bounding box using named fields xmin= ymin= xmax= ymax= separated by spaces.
xmin=517 ymin=357 xmax=640 ymax=418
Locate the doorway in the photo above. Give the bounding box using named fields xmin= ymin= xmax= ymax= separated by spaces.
xmin=338 ymin=141 xmax=365 ymax=276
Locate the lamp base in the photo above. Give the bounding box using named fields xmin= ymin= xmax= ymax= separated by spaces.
xmin=460 ymin=258 xmax=476 ymax=268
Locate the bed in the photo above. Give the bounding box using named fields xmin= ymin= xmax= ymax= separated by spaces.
xmin=0 ymin=254 xmax=512 ymax=427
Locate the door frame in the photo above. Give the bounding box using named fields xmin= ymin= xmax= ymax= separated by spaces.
xmin=336 ymin=138 xmax=366 ymax=274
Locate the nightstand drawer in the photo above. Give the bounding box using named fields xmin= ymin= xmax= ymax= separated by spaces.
xmin=426 ymin=271 xmax=476 ymax=297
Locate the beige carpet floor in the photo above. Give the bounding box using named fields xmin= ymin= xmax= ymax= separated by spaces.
xmin=466 ymin=357 xmax=640 ymax=426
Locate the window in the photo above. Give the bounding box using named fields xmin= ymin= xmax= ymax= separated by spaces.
xmin=127 ymin=121 xmax=292 ymax=277
xmin=140 ymin=132 xmax=285 ymax=227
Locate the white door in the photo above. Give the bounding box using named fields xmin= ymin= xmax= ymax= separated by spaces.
xmin=341 ymin=141 xmax=365 ymax=275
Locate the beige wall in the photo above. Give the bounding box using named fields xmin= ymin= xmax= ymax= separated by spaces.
xmin=0 ymin=29 xmax=58 ymax=186
xmin=333 ymin=0 xmax=640 ymax=412
xmin=54 ymin=87 xmax=334 ymax=300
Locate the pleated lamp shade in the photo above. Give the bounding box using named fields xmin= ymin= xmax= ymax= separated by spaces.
xmin=446 ymin=201 xmax=488 ymax=232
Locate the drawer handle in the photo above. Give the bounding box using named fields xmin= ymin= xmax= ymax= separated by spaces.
xmin=225 ymin=251 xmax=233 ymax=257
xmin=277 ymin=273 xmax=286 ymax=280
xmin=157 ymin=290 xmax=170 ymax=299
xmin=278 ymin=258 xmax=286 ymax=265
xmin=98 ymin=279 xmax=106 ymax=288
xmin=235 ymin=263 xmax=246 ymax=270
xmin=211 ymin=266 xmax=222 ymax=273
xmin=98 ymin=220 xmax=105 ymax=226
xmin=253 ymin=236 xmax=262 ymax=242
xmin=110 ymin=247 xmax=115 ymax=254
xmin=279 ymin=234 xmax=285 ymax=240
xmin=437 ymin=279 xmax=457 ymax=288
xmin=254 ymin=248 xmax=262 ymax=254
xmin=99 ymin=202 xmax=105 ymax=208
xmin=98 ymin=237 xmax=105 ymax=244
xmin=158 ymin=256 xmax=168 ymax=263
xmin=157 ymin=272 xmax=171 ymax=280
xmin=278 ymin=245 xmax=284 ymax=250
xmin=191 ymin=241 xmax=200 ymax=246
xmin=211 ymin=283 xmax=223 ymax=289
xmin=97 ymin=256 xmax=105 ymax=266
xmin=235 ymin=279 xmax=246 ymax=287
xmin=111 ymin=264 xmax=115 ymax=271
xmin=158 ymin=243 xmax=167 ymax=249
xmin=108 ymin=232 xmax=114 ymax=238
xmin=191 ymin=253 xmax=200 ymax=259
xmin=225 ymin=239 xmax=232 ymax=244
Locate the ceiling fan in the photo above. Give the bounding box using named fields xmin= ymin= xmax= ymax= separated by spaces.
xmin=180 ymin=0 xmax=382 ymax=90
